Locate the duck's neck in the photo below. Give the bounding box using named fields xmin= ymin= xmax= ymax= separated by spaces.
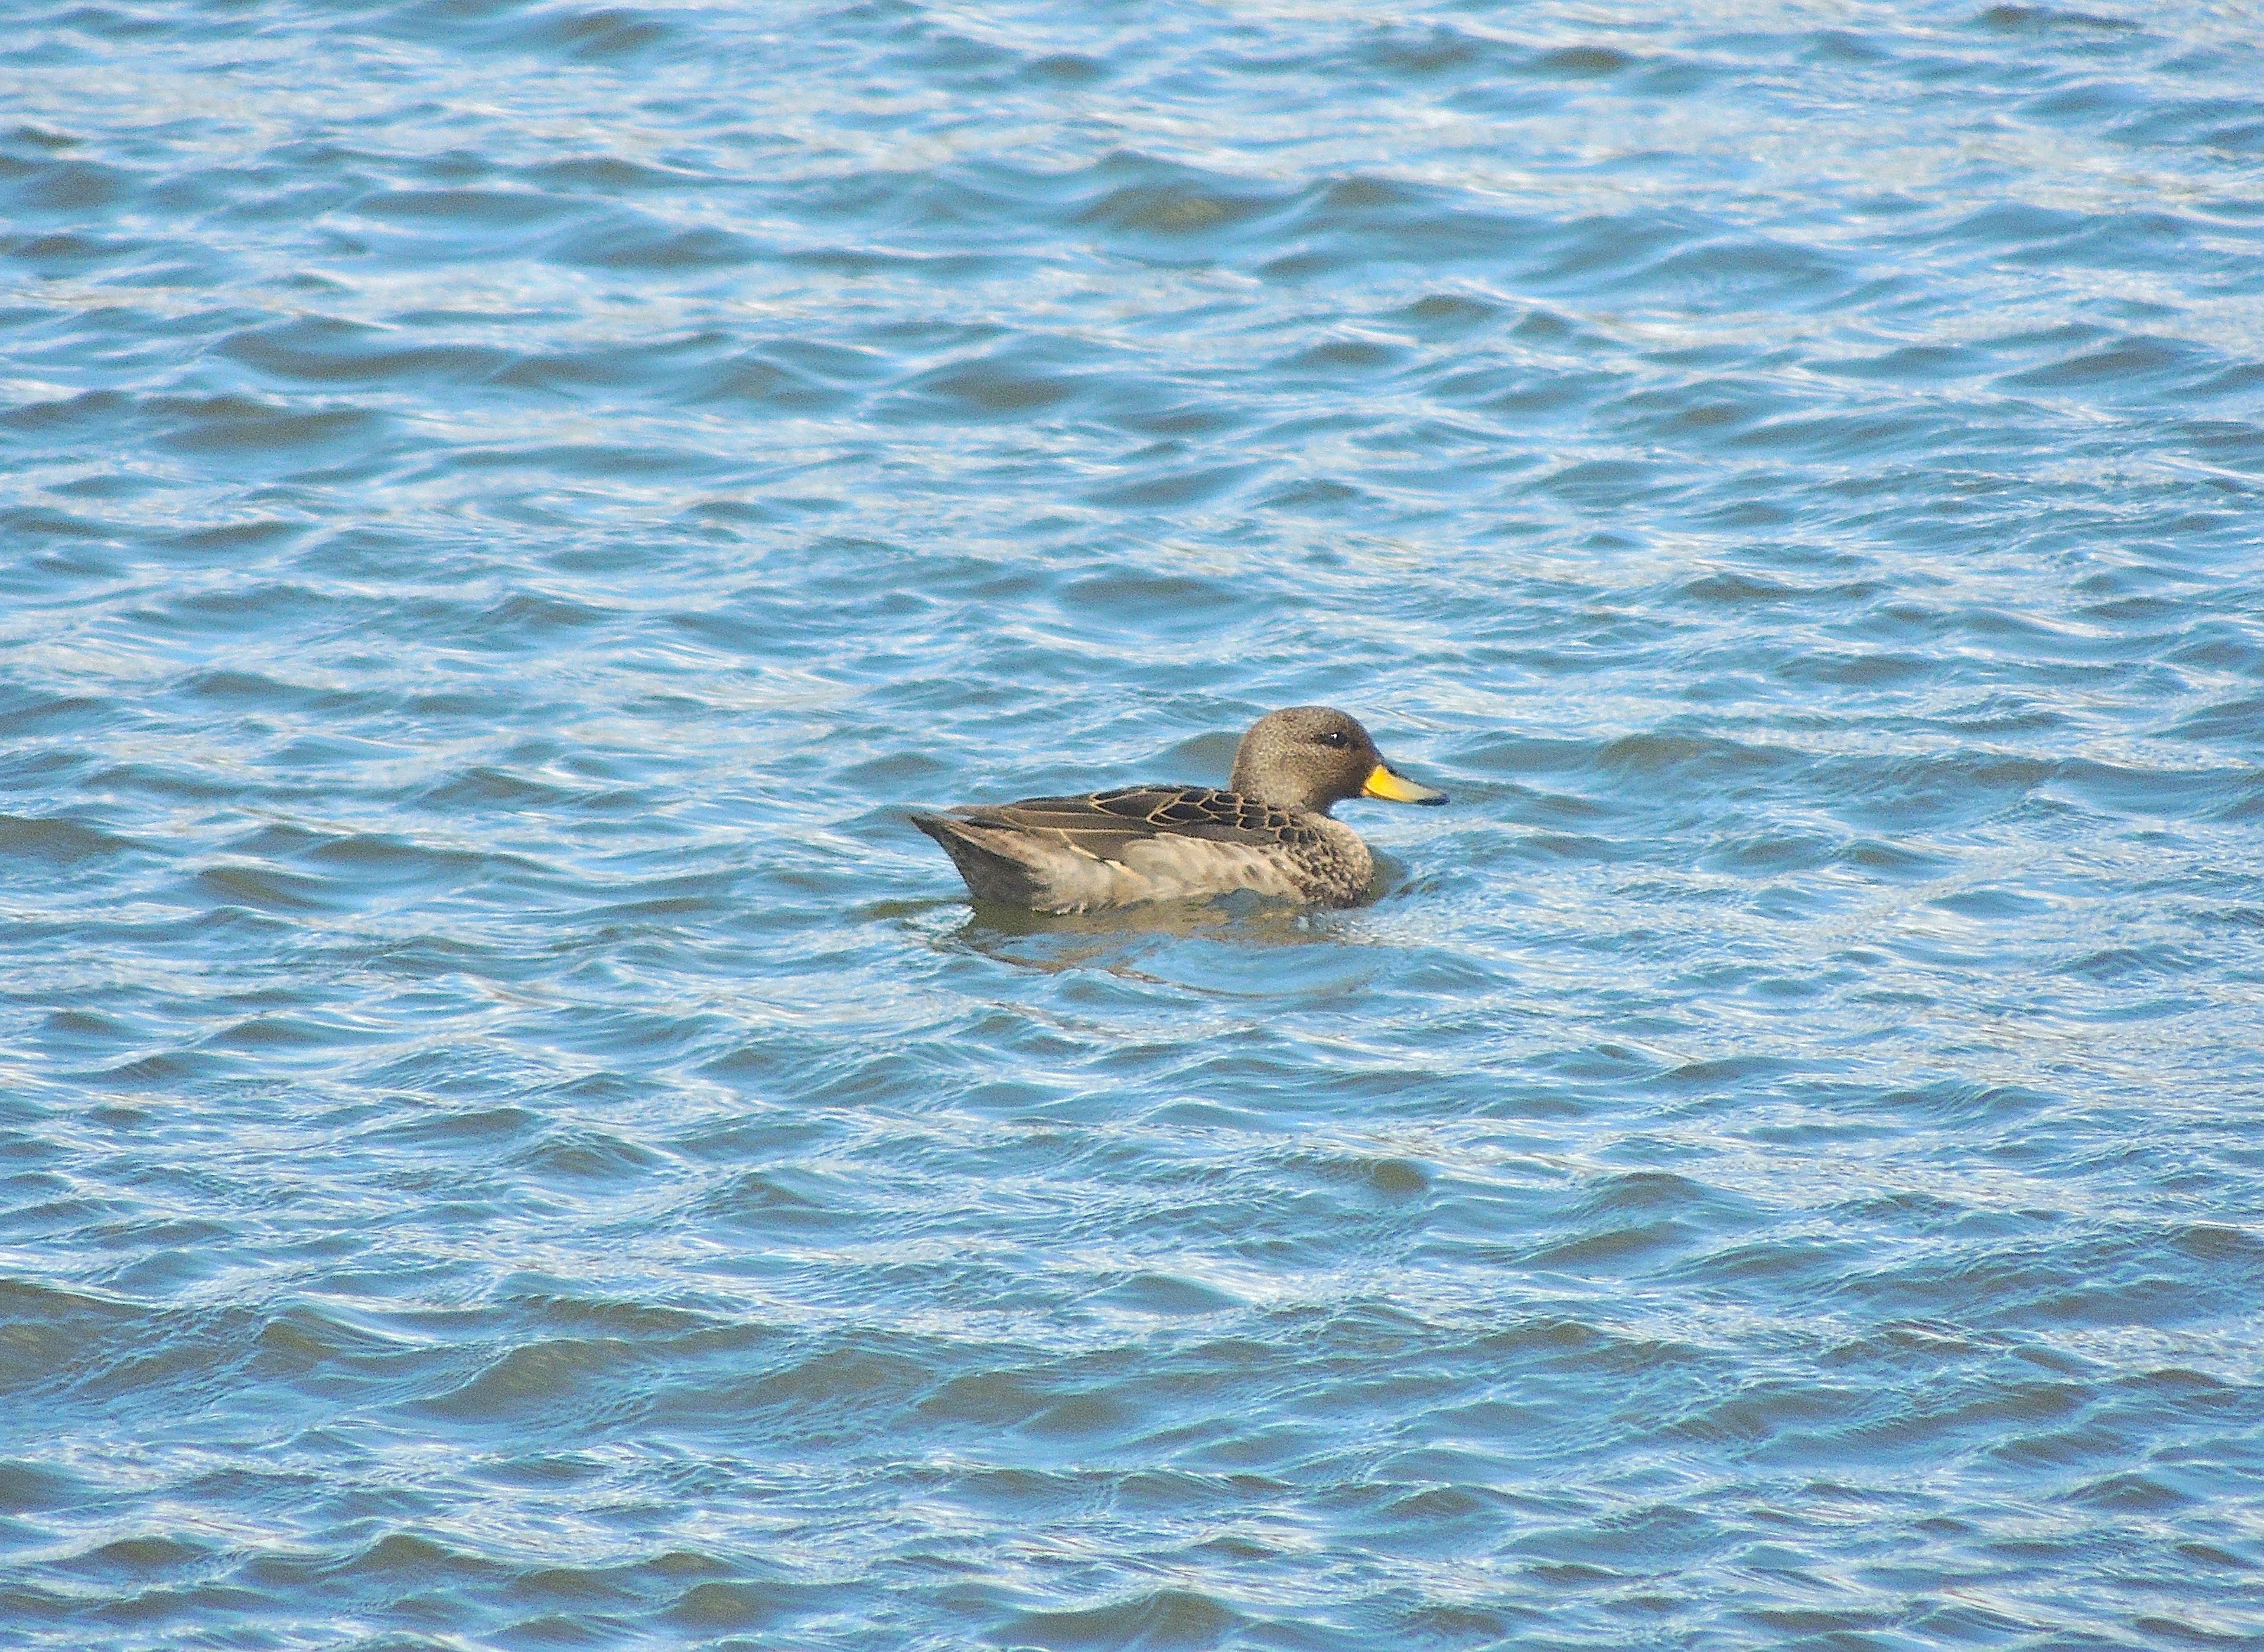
xmin=1227 ymin=761 xmax=1331 ymax=814
xmin=1234 ymin=782 xmax=1331 ymax=816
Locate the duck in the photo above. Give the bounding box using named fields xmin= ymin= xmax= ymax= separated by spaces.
xmin=910 ymin=706 xmax=1447 ymax=913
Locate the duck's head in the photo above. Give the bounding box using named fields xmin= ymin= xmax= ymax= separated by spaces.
xmin=1228 ymin=706 xmax=1449 ymax=815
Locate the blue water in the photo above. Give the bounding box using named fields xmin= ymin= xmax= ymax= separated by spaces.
xmin=5 ymin=2 xmax=2264 ymax=1646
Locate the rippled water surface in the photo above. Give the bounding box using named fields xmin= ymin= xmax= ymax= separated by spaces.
xmin=6 ymin=1 xmax=2264 ymax=1646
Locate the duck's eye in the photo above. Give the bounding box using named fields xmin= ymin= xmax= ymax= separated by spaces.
xmin=1318 ymin=730 xmax=1348 ymax=748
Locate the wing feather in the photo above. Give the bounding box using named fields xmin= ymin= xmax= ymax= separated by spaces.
xmin=947 ymin=784 xmax=1315 ymax=864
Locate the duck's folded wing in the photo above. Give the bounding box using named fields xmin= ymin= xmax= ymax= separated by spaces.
xmin=948 ymin=785 xmax=1314 ymax=862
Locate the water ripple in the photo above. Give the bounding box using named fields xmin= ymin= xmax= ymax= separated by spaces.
xmin=3 ymin=1 xmax=2263 ymax=1647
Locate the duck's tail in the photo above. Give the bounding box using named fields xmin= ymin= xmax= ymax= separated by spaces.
xmin=908 ymin=812 xmax=1048 ymax=907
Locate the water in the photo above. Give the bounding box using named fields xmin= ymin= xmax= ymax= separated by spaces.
xmin=4 ymin=1 xmax=2263 ymax=1646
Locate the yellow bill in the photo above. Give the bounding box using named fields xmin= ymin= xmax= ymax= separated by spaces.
xmin=1361 ymin=763 xmax=1448 ymax=806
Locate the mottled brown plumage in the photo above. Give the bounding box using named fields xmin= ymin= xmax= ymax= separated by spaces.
xmin=910 ymin=707 xmax=1447 ymax=913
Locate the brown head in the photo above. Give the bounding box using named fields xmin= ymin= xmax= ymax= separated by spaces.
xmin=1226 ymin=706 xmax=1449 ymax=815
